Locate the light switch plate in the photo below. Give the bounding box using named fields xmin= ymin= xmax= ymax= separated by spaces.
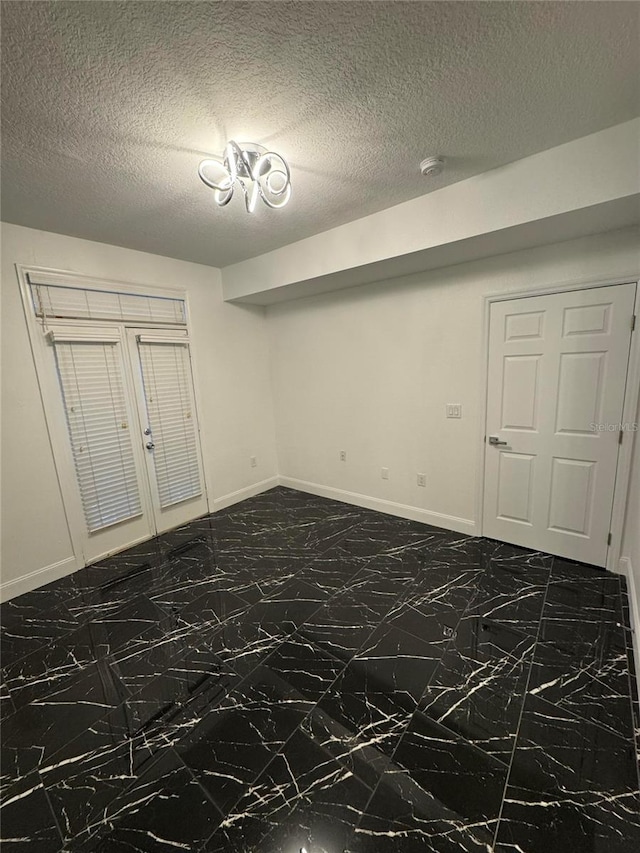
xmin=446 ymin=404 xmax=462 ymax=419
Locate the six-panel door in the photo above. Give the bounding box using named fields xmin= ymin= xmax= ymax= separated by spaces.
xmin=483 ymin=283 xmax=636 ymax=566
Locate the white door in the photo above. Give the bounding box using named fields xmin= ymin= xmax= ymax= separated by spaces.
xmin=483 ymin=283 xmax=636 ymax=567
xmin=126 ymin=330 xmax=208 ymax=534
xmin=47 ymin=326 xmax=156 ymax=563
xmin=48 ymin=325 xmax=208 ymax=563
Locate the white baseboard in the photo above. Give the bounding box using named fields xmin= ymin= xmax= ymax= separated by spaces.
xmin=212 ymin=476 xmax=280 ymax=512
xmin=278 ymin=477 xmax=478 ymax=536
xmin=618 ymin=556 xmax=640 ymax=708
xmin=0 ymin=555 xmax=79 ymax=603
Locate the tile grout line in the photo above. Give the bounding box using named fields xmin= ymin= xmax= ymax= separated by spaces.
xmin=489 ymin=557 xmax=554 ymax=852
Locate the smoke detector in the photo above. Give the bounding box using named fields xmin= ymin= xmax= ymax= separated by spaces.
xmin=420 ymin=156 xmax=445 ymax=177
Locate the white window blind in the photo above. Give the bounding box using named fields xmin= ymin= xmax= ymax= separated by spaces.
xmin=53 ymin=341 xmax=142 ymax=532
xmin=137 ymin=340 xmax=202 ymax=508
xmin=30 ymin=281 xmax=186 ymax=325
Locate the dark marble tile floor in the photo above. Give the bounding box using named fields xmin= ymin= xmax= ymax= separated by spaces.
xmin=1 ymin=487 xmax=638 ymax=852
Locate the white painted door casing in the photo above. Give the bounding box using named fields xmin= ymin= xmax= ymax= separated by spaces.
xmin=483 ymin=283 xmax=636 ymax=567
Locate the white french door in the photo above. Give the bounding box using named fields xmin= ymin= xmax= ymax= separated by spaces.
xmin=47 ymin=324 xmax=207 ymax=563
xmin=483 ymin=283 xmax=636 ymax=567
xmin=125 ymin=329 xmax=208 ymax=534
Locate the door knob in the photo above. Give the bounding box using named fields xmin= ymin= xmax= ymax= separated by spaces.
xmin=146 ymin=441 xmax=155 ymax=450
xmin=488 ymin=436 xmax=508 ymax=446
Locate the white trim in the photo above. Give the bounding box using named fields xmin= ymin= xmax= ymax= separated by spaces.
xmin=477 ymin=274 xmax=640 ymax=573
xmin=608 ymin=285 xmax=640 ymax=573
xmin=279 ymin=477 xmax=478 ymax=535
xmin=45 ymin=327 xmax=122 ymax=343
xmin=617 ymin=556 xmax=640 ymax=710
xmin=482 ymin=272 xmax=640 ymax=304
xmin=212 ymin=477 xmax=279 ymax=512
xmin=0 ymin=556 xmax=78 ymax=603
xmin=135 ymin=333 xmax=190 ymax=344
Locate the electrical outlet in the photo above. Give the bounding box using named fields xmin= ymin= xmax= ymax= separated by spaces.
xmin=250 ymin=456 xmax=257 ymax=468
xmin=339 ymin=450 xmax=347 ymax=462
xmin=381 ymin=467 xmax=389 ymax=480
xmin=446 ymin=404 xmax=462 ymax=419
xmin=417 ymin=473 xmax=426 ymax=487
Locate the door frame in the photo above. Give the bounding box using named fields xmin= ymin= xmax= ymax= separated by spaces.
xmin=476 ymin=274 xmax=640 ymax=572
xmin=16 ymin=264 xmax=211 ymax=571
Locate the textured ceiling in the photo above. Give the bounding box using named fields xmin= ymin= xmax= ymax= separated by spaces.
xmin=1 ymin=1 xmax=638 ymax=268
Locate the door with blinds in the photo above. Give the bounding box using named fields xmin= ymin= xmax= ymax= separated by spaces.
xmin=48 ymin=326 xmax=156 ymax=562
xmin=126 ymin=329 xmax=207 ymax=533
xmin=46 ymin=324 xmax=207 ymax=563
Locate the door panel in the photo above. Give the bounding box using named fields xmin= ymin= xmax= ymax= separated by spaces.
xmin=483 ymin=283 xmax=635 ymax=566
xmin=555 ymin=351 xmax=606 ymax=434
xmin=501 ymin=356 xmax=541 ymax=430
xmin=548 ymin=457 xmax=595 ymax=537
xmin=496 ymin=452 xmax=536 ymax=524
xmin=47 ymin=327 xmax=155 ymax=563
xmin=127 ymin=330 xmax=208 ymax=533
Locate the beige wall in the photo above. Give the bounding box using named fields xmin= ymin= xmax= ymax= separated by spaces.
xmin=1 ymin=222 xmax=278 ymax=597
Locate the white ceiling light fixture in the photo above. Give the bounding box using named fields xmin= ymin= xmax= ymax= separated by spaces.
xmin=198 ymin=141 xmax=291 ymax=213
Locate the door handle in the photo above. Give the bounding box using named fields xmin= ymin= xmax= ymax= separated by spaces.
xmin=146 ymin=441 xmax=155 ymax=450
xmin=488 ymin=436 xmax=508 ymax=446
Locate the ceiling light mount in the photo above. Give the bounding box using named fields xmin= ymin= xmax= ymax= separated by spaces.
xmin=198 ymin=141 xmax=291 ymax=213
xmin=420 ymin=156 xmax=445 ymax=178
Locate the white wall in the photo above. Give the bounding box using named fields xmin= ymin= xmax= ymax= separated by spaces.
xmin=2 ymin=220 xmax=639 ymax=609
xmin=621 ymin=395 xmax=640 ymax=673
xmin=223 ymin=120 xmax=640 ymax=301
xmin=0 ymin=222 xmax=278 ymax=598
xmin=267 ymin=227 xmax=640 ymax=537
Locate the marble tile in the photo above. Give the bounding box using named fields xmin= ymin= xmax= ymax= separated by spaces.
xmin=203 ymin=728 xmax=371 ymax=853
xmin=83 ymin=750 xmax=223 ymax=852
xmin=401 ymin=563 xmax=482 ymax=616
xmin=317 ymin=655 xmax=416 ymax=760
xmin=528 ymin=629 xmax=634 ymax=739
xmin=1 ymin=487 xmax=637 ymax=853
xmin=261 ymin=633 xmax=347 ymax=703
xmin=295 ymin=546 xmax=364 ymax=595
xmin=420 ymin=616 xmax=535 ymax=762
xmin=1 ymin=603 xmax=79 ymax=670
xmin=299 ymin=589 xmax=394 ymax=663
xmin=1 ymin=660 xmax=127 ymax=786
xmin=0 ymin=773 xmax=62 ymax=852
xmin=39 ymin=702 xmax=159 ymax=844
xmin=495 ymin=695 xmax=640 ymax=852
xmin=393 ymin=711 xmax=509 ymax=824
xmin=176 ymin=666 xmax=312 ymax=814
xmin=4 ymin=595 xmax=174 ymax=709
xmin=349 ymin=765 xmax=496 ymax=853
